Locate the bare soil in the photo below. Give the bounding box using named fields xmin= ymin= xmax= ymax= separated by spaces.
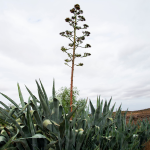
xmin=112 ymin=108 xmax=150 ymax=127
xmin=112 ymin=108 xmax=150 ymax=150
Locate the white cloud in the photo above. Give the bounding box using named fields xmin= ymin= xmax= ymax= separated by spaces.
xmin=0 ymin=0 xmax=150 ymax=114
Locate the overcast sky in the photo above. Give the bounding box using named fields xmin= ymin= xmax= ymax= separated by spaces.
xmin=0 ymin=0 xmax=150 ymax=114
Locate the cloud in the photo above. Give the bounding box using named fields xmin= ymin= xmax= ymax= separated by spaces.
xmin=0 ymin=0 xmax=150 ymax=113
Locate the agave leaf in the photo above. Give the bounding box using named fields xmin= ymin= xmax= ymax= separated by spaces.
xmin=27 ymin=100 xmax=36 ymax=136
xmin=2 ymin=126 xmax=16 ymax=141
xmin=59 ymin=106 xmax=79 ymax=139
xmin=17 ymin=102 xmax=32 ymax=117
xmin=0 ymin=129 xmax=20 ymax=150
xmin=96 ymin=111 xmax=110 ymax=127
xmin=2 ymin=127 xmax=31 ymax=150
xmin=64 ymin=114 xmax=70 ymax=149
xmin=0 ymin=101 xmax=10 ymax=111
xmin=103 ymin=100 xmax=108 ymax=115
xmin=68 ymin=126 xmax=76 ymax=149
xmin=43 ymin=119 xmax=53 ymax=130
xmin=7 ymin=107 xmax=21 ymax=121
xmin=100 ymin=99 xmax=103 ymax=113
xmin=0 ymin=114 xmax=12 ymax=125
xmin=25 ymin=86 xmax=43 ymax=127
xmin=44 ymin=140 xmax=58 ymax=150
xmin=26 ymin=98 xmax=38 ymax=150
xmin=94 ymin=103 xmax=101 ymax=126
xmin=36 ymin=125 xmax=58 ymax=141
xmin=80 ymin=125 xmax=92 ymax=149
xmin=75 ymin=97 xmax=88 ymax=119
xmin=36 ymin=81 xmax=51 ymax=120
xmin=15 ymin=133 xmax=47 ymax=140
xmin=96 ymin=95 xmax=100 ymax=109
xmin=29 ymin=107 xmax=43 ymax=129
xmin=0 ymin=92 xmax=20 ymax=109
xmin=89 ymin=100 xmax=95 ymax=116
xmin=76 ymin=127 xmax=88 ymax=150
xmin=110 ymin=102 xmax=116 ymax=117
xmin=57 ymin=132 xmax=63 ymax=150
xmin=71 ymin=120 xmax=76 ymax=148
xmin=1 ymin=129 xmax=10 ymax=142
xmin=113 ymin=103 xmax=122 ymax=121
xmin=52 ymin=78 xmax=56 ymax=100
xmin=0 ymin=107 xmax=26 ymax=138
xmin=107 ymin=96 xmax=112 ymax=109
xmin=49 ymin=119 xmax=60 ymax=134
xmin=59 ymin=105 xmax=63 ymax=122
xmin=17 ymin=83 xmax=26 ymax=108
xmin=25 ymin=86 xmax=39 ymax=110
xmin=39 ymin=79 xmax=51 ymax=112
xmin=53 ymin=98 xmax=59 ymax=124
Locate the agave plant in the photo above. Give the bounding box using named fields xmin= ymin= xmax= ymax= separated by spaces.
xmin=0 ymin=79 xmax=150 ymax=149
xmin=0 ymin=80 xmax=70 ymax=149
xmin=0 ymin=79 xmax=93 ymax=150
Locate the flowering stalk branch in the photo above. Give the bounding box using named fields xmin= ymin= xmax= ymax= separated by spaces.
xmin=60 ymin=4 xmax=91 ymax=120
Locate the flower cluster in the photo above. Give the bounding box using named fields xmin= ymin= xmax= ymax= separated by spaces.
xmin=60 ymin=4 xmax=91 ymax=66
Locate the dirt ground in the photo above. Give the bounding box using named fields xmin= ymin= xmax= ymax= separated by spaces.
xmin=112 ymin=108 xmax=150 ymax=150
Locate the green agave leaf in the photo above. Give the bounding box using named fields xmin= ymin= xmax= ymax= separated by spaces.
xmin=0 ymin=115 xmax=12 ymax=126
xmin=17 ymin=83 xmax=26 ymax=108
xmin=1 ymin=128 xmax=30 ymax=150
xmin=89 ymin=99 xmax=95 ymax=116
xmin=2 ymin=126 xmax=16 ymax=141
xmin=79 ymin=125 xmax=91 ymax=149
xmin=25 ymin=85 xmax=39 ymax=110
xmin=96 ymin=95 xmax=100 ymax=109
xmin=15 ymin=133 xmax=47 ymax=140
xmin=59 ymin=105 xmax=63 ymax=122
xmin=0 ymin=92 xmax=19 ymax=109
xmin=107 ymin=96 xmax=112 ymax=109
xmin=39 ymin=79 xmax=50 ymax=110
xmin=36 ymin=81 xmax=51 ymax=120
xmin=44 ymin=140 xmax=58 ymax=150
xmin=26 ymin=97 xmax=39 ymax=150
xmin=42 ymin=119 xmax=53 ymax=133
xmin=64 ymin=115 xmax=70 ymax=149
xmin=0 ymin=101 xmax=10 ymax=111
xmin=35 ymin=126 xmax=58 ymax=142
xmin=17 ymin=102 xmax=32 ymax=117
xmin=93 ymin=144 xmax=100 ymax=150
xmin=0 ymin=107 xmax=26 ymax=138
xmin=49 ymin=119 xmax=60 ymax=135
xmin=100 ymin=100 xmax=103 ymax=115
xmin=25 ymin=86 xmax=43 ymax=128
xmin=94 ymin=101 xmax=101 ymax=126
xmin=110 ymin=102 xmax=116 ymax=117
xmin=75 ymin=97 xmax=88 ymax=119
xmin=53 ymin=98 xmax=59 ymax=125
xmin=31 ymin=146 xmax=40 ymax=150
xmin=1 ymin=130 xmax=9 ymax=142
xmin=52 ymin=78 xmax=56 ymax=100
xmin=103 ymin=100 xmax=108 ymax=115
xmin=0 ymin=132 xmax=17 ymax=150
xmin=58 ymin=106 xmax=79 ymax=139
xmin=76 ymin=127 xmax=88 ymax=150
xmin=26 ymin=100 xmax=36 ymax=136
xmin=7 ymin=107 xmax=20 ymax=121
xmin=0 ymin=101 xmax=20 ymax=126
xmin=95 ymin=111 xmax=111 ymax=127
xmin=3 ymin=147 xmax=18 ymax=150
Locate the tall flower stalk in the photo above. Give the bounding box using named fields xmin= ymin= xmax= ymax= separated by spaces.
xmin=60 ymin=4 xmax=91 ymax=120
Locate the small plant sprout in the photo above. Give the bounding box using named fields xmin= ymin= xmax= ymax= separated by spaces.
xmin=60 ymin=4 xmax=91 ymax=120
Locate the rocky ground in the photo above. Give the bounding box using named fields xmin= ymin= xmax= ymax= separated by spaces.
xmin=112 ymin=108 xmax=150 ymax=127
xmin=112 ymin=108 xmax=150 ymax=150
